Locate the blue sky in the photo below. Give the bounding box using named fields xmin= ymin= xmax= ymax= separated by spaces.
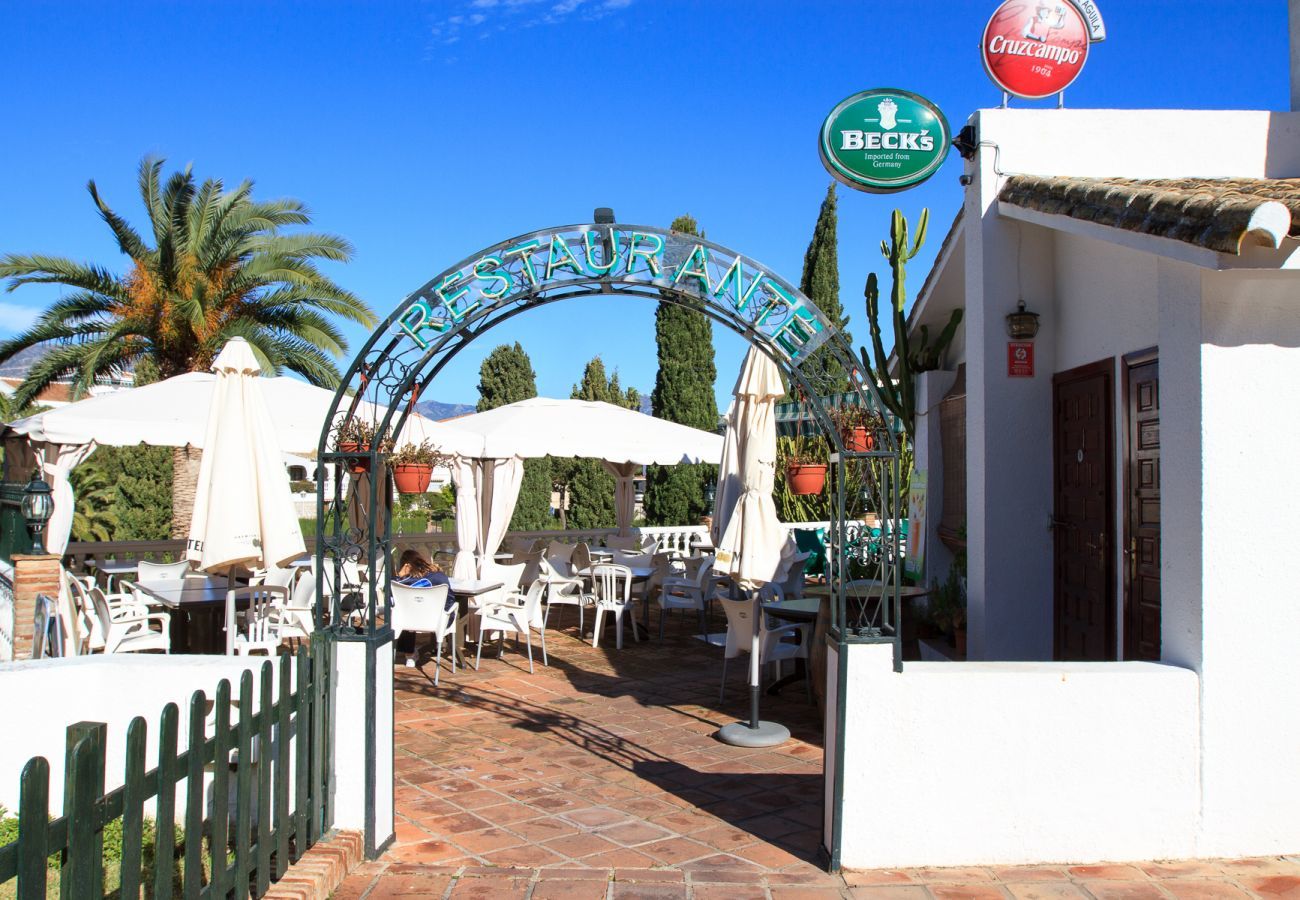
xmin=0 ymin=1 xmax=1289 ymax=411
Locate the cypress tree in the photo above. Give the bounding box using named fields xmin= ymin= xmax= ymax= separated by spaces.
xmin=644 ymin=214 xmax=719 ymax=526
xmin=476 ymin=342 xmax=553 ymax=531
xmin=800 ymin=182 xmax=852 ymax=394
xmin=563 ymin=356 xmax=639 ymax=530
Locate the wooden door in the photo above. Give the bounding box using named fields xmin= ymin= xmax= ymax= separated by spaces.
xmin=1124 ymin=353 xmax=1161 ymax=660
xmin=1053 ymin=360 xmax=1116 ymax=661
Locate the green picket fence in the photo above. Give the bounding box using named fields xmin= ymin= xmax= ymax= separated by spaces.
xmin=0 ymin=634 xmax=332 ymax=898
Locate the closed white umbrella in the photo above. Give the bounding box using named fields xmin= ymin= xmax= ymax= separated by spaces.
xmin=186 ymin=338 xmax=306 ymax=575
xmin=713 ymin=346 xmax=795 ymax=748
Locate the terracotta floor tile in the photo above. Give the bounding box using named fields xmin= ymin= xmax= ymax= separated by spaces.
xmin=481 ymin=844 xmax=568 ymax=867
xmin=687 ymin=866 xmax=766 ymax=883
xmin=586 ymin=848 xmax=660 ymax=868
xmin=452 ymin=827 xmax=528 ymax=854
xmin=848 ymin=887 xmax=932 ymax=899
xmin=929 ymin=887 xmax=1009 ymax=900
xmin=843 ymin=871 xmax=916 ymax=887
xmin=447 ymin=873 xmax=532 ymax=898
xmin=611 ymin=884 xmax=689 ymax=898
xmin=388 ymin=839 xmax=465 ymax=864
xmin=1079 ymin=881 xmax=1169 ymax=900
xmin=691 ymin=885 xmax=769 ymax=899
xmin=1067 ymin=866 xmax=1149 ymax=882
xmin=545 ymin=832 xmax=623 ymax=860
xmin=992 ymin=868 xmax=1072 ymax=883
xmin=637 ymin=837 xmax=716 ymax=865
xmin=915 ymin=868 xmax=997 ymax=884
xmin=366 ymin=872 xmax=456 ymax=898
xmin=531 ymin=879 xmax=613 ymax=900
xmin=1003 ymin=883 xmax=1089 ymax=900
xmin=1243 ymin=875 xmax=1300 ymax=898
xmin=616 ymin=868 xmax=687 ymax=883
xmin=567 ymin=806 xmax=636 ymax=828
xmin=1220 ymin=859 xmax=1300 ymax=877
xmin=770 ymin=888 xmax=851 ymax=899
xmin=1138 ymin=862 xmax=1225 ymax=880
xmin=1158 ymin=880 xmax=1253 ymax=899
xmin=600 ymin=821 xmax=675 ymax=846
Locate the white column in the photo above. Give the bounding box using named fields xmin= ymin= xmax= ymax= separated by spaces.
xmin=331 ymin=637 xmax=395 ymax=856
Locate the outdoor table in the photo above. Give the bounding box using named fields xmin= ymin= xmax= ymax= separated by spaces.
xmin=132 ymin=576 xmax=238 ymax=654
xmin=85 ymin=558 xmax=140 ymax=591
xmin=760 ymin=597 xmax=820 ymax=697
xmin=448 ymin=578 xmax=505 ymax=663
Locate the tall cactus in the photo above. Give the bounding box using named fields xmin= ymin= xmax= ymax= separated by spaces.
xmin=860 ymin=208 xmax=962 ymax=440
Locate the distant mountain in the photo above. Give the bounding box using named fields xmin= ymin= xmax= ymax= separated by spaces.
xmin=638 ymin=394 xmax=652 ymax=416
xmin=417 ymin=399 xmax=476 ymax=420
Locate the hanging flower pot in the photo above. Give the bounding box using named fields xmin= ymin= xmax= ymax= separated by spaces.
xmin=844 ymin=427 xmax=875 ymax=452
xmin=338 ymin=441 xmax=371 ymax=475
xmin=786 ymin=463 xmax=828 ymax=495
xmin=393 ymin=463 xmax=433 ymax=494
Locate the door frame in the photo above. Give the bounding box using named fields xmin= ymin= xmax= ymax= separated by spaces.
xmin=1122 ymin=347 xmax=1159 ymax=660
xmin=1051 ymin=357 xmax=1117 ymax=661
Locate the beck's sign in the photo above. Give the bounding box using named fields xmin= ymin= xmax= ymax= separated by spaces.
xmin=818 ymin=89 xmax=950 ymax=194
xmin=982 ymin=0 xmax=1106 ymax=99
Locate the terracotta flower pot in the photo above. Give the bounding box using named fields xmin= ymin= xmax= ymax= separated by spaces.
xmin=338 ymin=440 xmax=371 ymax=475
xmin=786 ymin=463 xmax=828 ymax=495
xmin=844 ymin=427 xmax=875 ymax=452
xmin=393 ymin=463 xmax=433 ymax=494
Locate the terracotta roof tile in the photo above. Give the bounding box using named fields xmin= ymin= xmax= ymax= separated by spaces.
xmin=998 ymin=176 xmax=1300 ymax=254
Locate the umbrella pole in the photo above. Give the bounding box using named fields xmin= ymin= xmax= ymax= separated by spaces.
xmin=717 ymin=589 xmax=790 ymax=748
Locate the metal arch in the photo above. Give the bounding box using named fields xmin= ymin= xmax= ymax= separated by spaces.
xmin=315 ymin=222 xmax=905 ymax=641
xmin=313 ymin=221 xmax=908 ymax=867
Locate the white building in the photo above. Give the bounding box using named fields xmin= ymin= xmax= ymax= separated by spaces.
xmin=832 ymin=103 xmax=1300 ymax=869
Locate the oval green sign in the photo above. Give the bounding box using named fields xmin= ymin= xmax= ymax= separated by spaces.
xmin=819 ymin=88 xmax=951 ymax=193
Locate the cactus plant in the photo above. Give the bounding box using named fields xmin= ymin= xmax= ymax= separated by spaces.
xmin=860 ymin=208 xmax=962 ymax=440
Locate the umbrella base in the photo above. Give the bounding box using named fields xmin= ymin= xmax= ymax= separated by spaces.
xmin=716 ymin=720 xmax=790 ymax=748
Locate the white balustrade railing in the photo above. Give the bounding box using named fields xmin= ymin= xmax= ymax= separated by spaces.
xmin=0 ymin=559 xmax=13 ymax=662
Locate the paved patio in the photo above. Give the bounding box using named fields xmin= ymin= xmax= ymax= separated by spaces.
xmin=335 ymin=608 xmax=1300 ymax=899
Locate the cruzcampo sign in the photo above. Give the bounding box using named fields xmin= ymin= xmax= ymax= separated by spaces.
xmin=981 ymin=0 xmax=1106 ymax=99
xmin=818 ymin=88 xmax=951 ymax=194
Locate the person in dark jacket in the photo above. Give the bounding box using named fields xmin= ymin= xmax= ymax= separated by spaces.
xmin=393 ymin=550 xmax=457 ymax=654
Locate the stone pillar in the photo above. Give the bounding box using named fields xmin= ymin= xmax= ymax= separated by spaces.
xmin=12 ymin=553 xmax=62 ymax=659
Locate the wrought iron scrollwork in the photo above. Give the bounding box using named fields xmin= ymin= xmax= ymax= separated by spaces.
xmin=316 ymin=223 xmax=904 ymax=662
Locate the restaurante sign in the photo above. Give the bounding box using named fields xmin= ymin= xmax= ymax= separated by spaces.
xmin=818 ymin=88 xmax=951 ymax=194
xmin=394 ymin=225 xmax=835 ymax=367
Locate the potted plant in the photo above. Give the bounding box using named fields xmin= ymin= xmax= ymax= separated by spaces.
xmin=828 ymin=403 xmax=879 ymax=452
xmin=783 ymin=436 xmax=828 ymax=495
xmin=390 ymin=440 xmax=452 ymax=494
xmin=335 ymin=420 xmax=378 ymax=474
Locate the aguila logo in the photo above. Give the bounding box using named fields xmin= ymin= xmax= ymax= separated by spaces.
xmin=982 ymin=0 xmax=1090 ymax=99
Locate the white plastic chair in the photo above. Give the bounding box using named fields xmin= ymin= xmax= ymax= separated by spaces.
xmin=539 ymin=555 xmax=590 ymax=631
xmin=718 ymin=587 xmax=809 ymax=702
xmin=656 ymin=555 xmax=714 ymax=640
xmin=475 ymin=580 xmax=547 ymax=674
xmin=590 ymin=564 xmax=639 ymax=650
xmin=90 ymin=586 xmax=170 ymax=654
xmin=778 ymin=551 xmax=812 ymax=601
xmin=137 ymin=559 xmax=192 ymax=581
xmin=277 ymin=571 xmax=317 ymax=641
xmin=226 ymin=585 xmax=291 ymax=656
xmin=391 ymin=582 xmax=457 ymax=683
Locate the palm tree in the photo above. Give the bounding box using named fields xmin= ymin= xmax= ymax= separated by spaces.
xmin=0 ymin=156 xmax=378 ymax=534
xmin=70 ymin=460 xmax=117 ymax=542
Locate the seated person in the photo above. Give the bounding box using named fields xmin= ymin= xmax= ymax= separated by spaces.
xmin=394 ymin=550 xmax=457 ymax=654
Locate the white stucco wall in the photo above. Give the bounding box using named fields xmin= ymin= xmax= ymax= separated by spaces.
xmin=1195 ymin=273 xmax=1300 ymax=856
xmin=912 ymin=370 xmax=957 ymax=590
xmin=838 ymin=643 xmax=1200 ymax=869
xmin=0 ymin=655 xmax=279 ymax=813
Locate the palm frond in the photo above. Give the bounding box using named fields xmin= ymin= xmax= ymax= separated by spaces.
xmin=249 ymin=232 xmax=354 ymax=263
xmin=87 ymin=180 xmax=152 ymax=260
xmin=0 ymin=255 xmax=128 ymax=300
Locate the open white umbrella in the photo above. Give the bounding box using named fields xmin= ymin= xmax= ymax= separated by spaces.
xmin=713 ymin=346 xmax=795 ymax=748
xmin=3 ymin=341 xmax=483 ymax=555
xmin=186 ymin=338 xmax=306 ymax=575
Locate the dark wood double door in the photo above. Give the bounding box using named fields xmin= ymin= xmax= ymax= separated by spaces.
xmin=1052 ymin=354 xmax=1161 ymax=661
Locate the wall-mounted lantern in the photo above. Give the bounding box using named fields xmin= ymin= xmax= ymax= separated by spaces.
xmin=1005 ymin=300 xmax=1040 ymax=340
xmin=21 ymin=476 xmax=54 ymax=555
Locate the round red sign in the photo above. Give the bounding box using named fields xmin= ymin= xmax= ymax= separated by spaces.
xmin=981 ymin=1 xmax=1090 ymax=99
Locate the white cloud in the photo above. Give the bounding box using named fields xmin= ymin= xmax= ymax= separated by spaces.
xmin=430 ymin=0 xmax=631 ymax=46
